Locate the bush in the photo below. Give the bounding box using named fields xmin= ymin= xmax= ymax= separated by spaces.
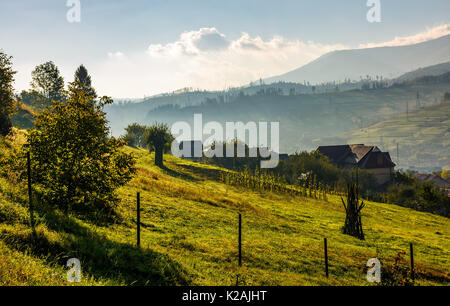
xmin=274 ymin=151 xmax=377 ymax=194
xmin=0 ymin=115 xmax=12 ymax=136
xmin=380 ymin=251 xmax=414 ymax=286
xmin=27 ymin=82 xmax=136 ymax=213
xmin=386 ymin=173 xmax=450 ymax=216
xmin=122 ymin=123 xmax=147 ymax=148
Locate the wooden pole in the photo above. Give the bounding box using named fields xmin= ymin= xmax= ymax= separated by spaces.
xmin=238 ymin=213 xmax=242 ymax=267
xmin=26 ymin=152 xmax=35 ymax=230
xmin=137 ymin=192 xmax=141 ymax=248
xmin=324 ymin=238 xmax=329 ymax=278
xmin=410 ymin=243 xmax=415 ymax=282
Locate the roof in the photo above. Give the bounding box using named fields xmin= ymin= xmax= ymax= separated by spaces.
xmin=359 ymin=152 xmax=396 ymax=169
xmin=317 ymin=144 xmax=395 ymax=169
xmin=317 ymin=145 xmax=355 ymax=165
xmin=415 ymin=173 xmax=450 ymax=187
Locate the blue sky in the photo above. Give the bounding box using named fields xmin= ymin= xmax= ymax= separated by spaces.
xmin=1 ymin=0 xmax=450 ymax=97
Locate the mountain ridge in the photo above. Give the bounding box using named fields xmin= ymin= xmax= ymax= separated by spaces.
xmin=265 ymin=34 xmax=450 ymax=84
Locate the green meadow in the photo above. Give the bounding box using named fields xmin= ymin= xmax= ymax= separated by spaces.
xmin=0 ymin=134 xmax=449 ymax=285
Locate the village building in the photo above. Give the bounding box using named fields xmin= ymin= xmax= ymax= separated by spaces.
xmin=415 ymin=173 xmax=450 ymax=188
xmin=317 ymin=144 xmax=396 ymax=185
xmin=178 ymin=140 xmax=203 ymax=161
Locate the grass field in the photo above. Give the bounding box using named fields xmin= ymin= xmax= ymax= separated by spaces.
xmin=0 ymin=134 xmax=449 ymax=285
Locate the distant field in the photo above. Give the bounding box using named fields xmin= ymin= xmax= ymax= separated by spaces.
xmin=1 ymin=135 xmax=449 ymax=285
xmin=344 ymin=102 xmax=450 ymax=171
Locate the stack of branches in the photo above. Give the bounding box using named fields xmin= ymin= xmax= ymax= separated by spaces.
xmin=341 ymin=183 xmax=365 ymax=240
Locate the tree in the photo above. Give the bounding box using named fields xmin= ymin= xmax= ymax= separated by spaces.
xmin=144 ymin=123 xmax=173 ymax=167
xmin=74 ymin=64 xmax=96 ymax=98
xmin=442 ymin=169 xmax=450 ymax=180
xmin=27 ymin=82 xmax=135 ymax=212
xmin=31 ymin=61 xmax=65 ymax=101
xmin=0 ymin=50 xmax=16 ymax=136
xmin=20 ymin=90 xmax=51 ymax=109
xmin=123 ymin=123 xmax=147 ymax=147
xmin=444 ymin=92 xmax=450 ymax=103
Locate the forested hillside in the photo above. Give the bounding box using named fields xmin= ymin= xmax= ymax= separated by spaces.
xmin=106 ymin=74 xmax=449 ymax=166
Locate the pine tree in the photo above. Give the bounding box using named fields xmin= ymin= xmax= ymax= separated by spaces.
xmin=74 ymin=64 xmax=97 ymax=98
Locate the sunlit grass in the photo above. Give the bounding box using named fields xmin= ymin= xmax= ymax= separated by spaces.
xmin=0 ymin=138 xmax=449 ymax=285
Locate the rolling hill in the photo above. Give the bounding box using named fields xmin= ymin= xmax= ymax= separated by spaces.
xmin=0 ymin=132 xmax=449 ymax=285
xmin=342 ymin=100 xmax=450 ymax=172
xmin=396 ymin=61 xmax=450 ymax=82
xmin=265 ymin=34 xmax=450 ymax=84
xmin=119 ymin=74 xmax=449 ymax=168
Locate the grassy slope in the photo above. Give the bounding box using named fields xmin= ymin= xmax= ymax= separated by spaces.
xmin=0 ymin=136 xmax=449 ymax=285
xmin=344 ymin=101 xmax=450 ymax=171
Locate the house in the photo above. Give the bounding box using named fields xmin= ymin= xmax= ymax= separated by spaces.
xmin=179 ymin=140 xmax=203 ymax=161
xmin=415 ymin=173 xmax=450 ymax=188
xmin=317 ymin=144 xmax=396 ymax=185
xmin=279 ymin=153 xmax=289 ymax=161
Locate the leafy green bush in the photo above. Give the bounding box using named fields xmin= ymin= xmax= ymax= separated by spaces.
xmin=27 ymin=82 xmax=136 ymax=213
xmin=386 ymin=172 xmax=450 ymax=216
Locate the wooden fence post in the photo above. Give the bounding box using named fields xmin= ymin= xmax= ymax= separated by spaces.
xmin=410 ymin=243 xmax=415 ymax=282
xmin=324 ymin=238 xmax=329 ymax=278
xmin=137 ymin=192 xmax=141 ymax=248
xmin=238 ymin=213 xmax=242 ymax=267
xmin=26 ymin=152 xmax=35 ymax=230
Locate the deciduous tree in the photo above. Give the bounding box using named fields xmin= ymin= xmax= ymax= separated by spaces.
xmin=0 ymin=50 xmax=16 ymax=136
xmin=144 ymin=123 xmax=173 ymax=167
xmin=27 ymin=82 xmax=135 ymax=212
xmin=31 ymin=61 xmax=65 ymax=102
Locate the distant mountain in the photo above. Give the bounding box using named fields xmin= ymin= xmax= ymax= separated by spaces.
xmin=395 ymin=61 xmax=450 ymax=82
xmin=265 ymin=34 xmax=450 ymax=84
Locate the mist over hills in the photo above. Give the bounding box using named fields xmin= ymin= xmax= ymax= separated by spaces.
xmin=395 ymin=61 xmax=450 ymax=82
xmin=104 ymin=36 xmax=450 ymax=171
xmin=264 ymin=34 xmax=450 ymax=84
xmin=106 ymin=72 xmax=450 ymax=169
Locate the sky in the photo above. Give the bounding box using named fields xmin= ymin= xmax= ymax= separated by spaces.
xmin=1 ymin=0 xmax=450 ymax=98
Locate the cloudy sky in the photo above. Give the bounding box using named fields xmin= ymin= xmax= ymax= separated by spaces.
xmin=1 ymin=0 xmax=450 ymax=98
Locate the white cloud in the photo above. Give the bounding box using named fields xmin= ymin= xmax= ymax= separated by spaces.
xmin=147 ymin=27 xmax=229 ymax=57
xmin=135 ymin=28 xmax=349 ymax=95
xmin=30 ymin=24 xmax=449 ymax=98
xmin=107 ymin=51 xmax=126 ymax=60
xmin=359 ymin=24 xmax=450 ymax=48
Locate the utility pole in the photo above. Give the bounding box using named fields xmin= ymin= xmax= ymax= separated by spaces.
xmin=406 ymin=100 xmax=409 ymax=121
xmin=397 ymin=142 xmax=399 ymax=166
xmin=416 ymin=91 xmax=420 ymax=109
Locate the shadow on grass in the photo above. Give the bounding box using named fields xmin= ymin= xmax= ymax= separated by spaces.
xmin=178 ymin=164 xmax=223 ymax=181
xmin=159 ymin=163 xmax=200 ymax=182
xmin=0 ymin=208 xmax=192 ymax=286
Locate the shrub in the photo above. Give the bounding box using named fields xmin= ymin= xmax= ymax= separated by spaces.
xmin=27 ymin=82 xmax=136 ymax=213
xmin=380 ymin=251 xmax=414 ymax=286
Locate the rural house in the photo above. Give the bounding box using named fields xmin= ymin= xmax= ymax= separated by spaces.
xmin=415 ymin=173 xmax=450 ymax=189
xmin=179 ymin=140 xmax=203 ymax=161
xmin=317 ymin=144 xmax=396 ymax=185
